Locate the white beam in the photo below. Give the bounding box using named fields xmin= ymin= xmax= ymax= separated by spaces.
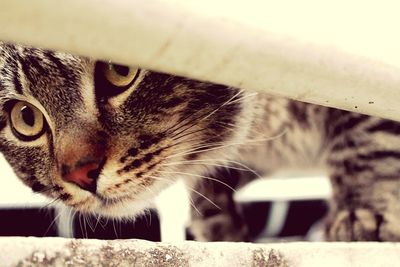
xmin=0 ymin=1 xmax=400 ymax=120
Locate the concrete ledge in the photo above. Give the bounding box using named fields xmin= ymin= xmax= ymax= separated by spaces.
xmin=1 ymin=237 xmax=399 ymax=267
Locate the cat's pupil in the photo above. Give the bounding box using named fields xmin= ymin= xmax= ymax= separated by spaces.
xmin=112 ymin=64 xmax=130 ymax=77
xmin=21 ymin=105 xmax=35 ymax=127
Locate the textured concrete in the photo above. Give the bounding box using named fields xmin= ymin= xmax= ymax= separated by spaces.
xmin=1 ymin=237 xmax=399 ymax=267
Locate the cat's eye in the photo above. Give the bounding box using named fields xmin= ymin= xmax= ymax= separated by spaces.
xmin=95 ymin=62 xmax=141 ymax=100
xmin=102 ymin=63 xmax=140 ymax=88
xmin=10 ymin=101 xmax=45 ymax=141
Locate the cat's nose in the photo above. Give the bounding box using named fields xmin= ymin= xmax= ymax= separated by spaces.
xmin=62 ymin=160 xmax=103 ymax=193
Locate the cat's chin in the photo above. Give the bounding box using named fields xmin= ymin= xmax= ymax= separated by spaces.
xmin=73 ymin=190 xmax=152 ymax=219
xmin=95 ymin=197 xmax=154 ymax=219
xmin=69 ymin=194 xmax=155 ymax=219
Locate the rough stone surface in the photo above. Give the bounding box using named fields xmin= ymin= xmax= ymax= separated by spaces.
xmin=0 ymin=237 xmax=399 ymax=266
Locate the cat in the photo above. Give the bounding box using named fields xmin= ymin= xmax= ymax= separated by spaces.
xmin=0 ymin=42 xmax=399 ymax=242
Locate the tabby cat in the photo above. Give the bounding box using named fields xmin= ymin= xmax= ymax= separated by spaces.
xmin=0 ymin=42 xmax=399 ymax=242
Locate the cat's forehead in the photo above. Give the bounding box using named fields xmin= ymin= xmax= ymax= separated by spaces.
xmin=0 ymin=43 xmax=92 ymax=123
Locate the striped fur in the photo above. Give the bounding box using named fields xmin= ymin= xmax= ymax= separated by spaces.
xmin=190 ymin=98 xmax=400 ymax=241
xmin=0 ymin=43 xmax=400 ymax=241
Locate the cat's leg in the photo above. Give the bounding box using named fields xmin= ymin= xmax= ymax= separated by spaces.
xmin=326 ymin=136 xmax=400 ymax=241
xmin=326 ymin=179 xmax=400 ymax=241
xmin=187 ymin=168 xmax=252 ymax=241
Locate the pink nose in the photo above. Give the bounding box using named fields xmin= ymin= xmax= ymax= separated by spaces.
xmin=62 ymin=162 xmax=100 ymax=192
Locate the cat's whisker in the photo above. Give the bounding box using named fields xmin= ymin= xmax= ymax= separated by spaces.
xmin=99 ymin=216 xmax=108 ymax=230
xmin=103 ymin=215 xmax=110 ymax=231
xmin=175 ymin=118 xmax=238 ymax=140
xmin=166 ymin=90 xmax=245 ymax=140
xmin=166 ymin=136 xmax=279 ymax=160
xmin=69 ymin=208 xmax=79 ymax=233
xmin=164 ymin=114 xmax=265 ymax=158
xmin=149 ymin=175 xmax=208 ymax=215
xmin=181 ymin=186 xmax=203 ymax=216
xmin=215 ymin=119 xmax=278 ymax=139
xmin=80 ymin=213 xmax=87 ymax=236
xmin=162 ymin=94 xmax=222 ymax=138
xmin=198 ymin=117 xmax=259 ymax=137
xmin=83 ymin=214 xmax=90 ymax=238
xmin=42 ymin=195 xmax=62 ymax=209
xmin=43 ymin=210 xmax=62 ymax=237
xmin=152 ymin=136 xmax=209 ymax=157
xmin=94 ymin=213 xmax=105 ymax=231
xmin=142 ymin=209 xmax=151 ymax=228
xmin=163 ymin=124 xmax=287 ymax=161
xmin=161 ymin=89 xmax=223 ymax=135
xmin=224 ymin=91 xmax=257 ymax=105
xmin=170 ymin=127 xmax=209 ymax=142
xmin=85 ymin=213 xmax=96 ymax=233
xmin=163 ymin=107 xmax=208 ymax=135
xmin=158 ymin=170 xmax=236 ymax=192
xmin=198 ymin=89 xmax=245 ymax=123
xmin=33 ymin=184 xmax=57 ymax=196
xmin=169 ymin=158 xmax=256 ymax=171
xmin=189 ymin=187 xmax=221 ymax=211
xmin=167 ymin=113 xmax=207 ymax=140
xmin=161 ymin=161 xmax=248 ymax=171
xmin=112 ymin=218 xmax=119 ymax=238
xmin=160 ymin=159 xmax=262 ymax=179
xmin=166 ymin=132 xmax=207 ymax=148
xmin=163 ymin=139 xmax=225 ymax=158
xmin=83 ymin=214 xmax=90 ymax=239
xmin=71 ymin=209 xmax=79 ymax=232
xmin=77 ymin=213 xmax=87 ymax=239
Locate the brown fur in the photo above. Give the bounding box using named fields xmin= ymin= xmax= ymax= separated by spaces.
xmin=1 ymin=43 xmax=400 ymax=241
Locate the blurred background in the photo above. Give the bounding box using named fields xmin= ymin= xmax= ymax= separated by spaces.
xmin=0 ymin=154 xmax=331 ymax=242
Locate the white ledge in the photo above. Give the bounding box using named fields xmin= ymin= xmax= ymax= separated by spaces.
xmin=1 ymin=237 xmax=399 ymax=267
xmin=0 ymin=1 xmax=400 ymax=120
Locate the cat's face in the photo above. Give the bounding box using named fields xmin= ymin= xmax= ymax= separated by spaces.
xmin=0 ymin=43 xmax=251 ymax=218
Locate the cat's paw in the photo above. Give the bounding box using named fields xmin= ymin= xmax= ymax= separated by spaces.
xmin=326 ymin=208 xmax=400 ymax=241
xmin=189 ymin=213 xmax=249 ymax=242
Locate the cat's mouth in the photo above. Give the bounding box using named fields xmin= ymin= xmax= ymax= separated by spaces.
xmin=76 ymin=188 xmax=155 ymax=218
